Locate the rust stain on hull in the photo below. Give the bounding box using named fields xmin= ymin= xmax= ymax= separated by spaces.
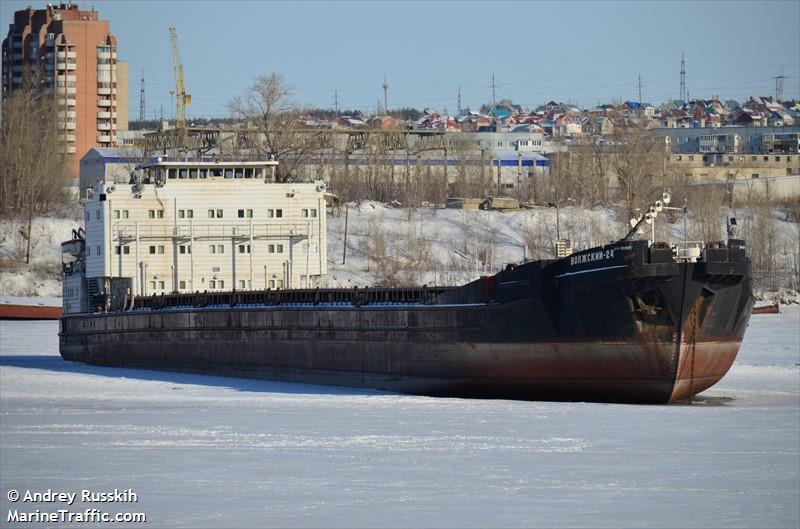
xmin=669 ymin=341 xmax=741 ymax=402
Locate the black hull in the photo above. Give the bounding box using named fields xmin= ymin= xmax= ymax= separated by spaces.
xmin=59 ymin=240 xmax=753 ymax=404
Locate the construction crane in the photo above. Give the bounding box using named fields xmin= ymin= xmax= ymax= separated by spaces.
xmin=168 ymin=27 xmax=191 ymax=130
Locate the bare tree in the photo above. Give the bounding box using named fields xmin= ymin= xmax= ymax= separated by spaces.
xmin=0 ymin=87 xmax=70 ymax=263
xmin=228 ymin=72 xmax=328 ymax=180
xmin=607 ymin=120 xmax=665 ymax=209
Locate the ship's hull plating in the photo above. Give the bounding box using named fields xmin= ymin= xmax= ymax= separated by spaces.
xmin=59 ymin=241 xmax=753 ymax=404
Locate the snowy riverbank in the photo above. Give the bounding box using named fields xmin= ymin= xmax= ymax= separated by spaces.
xmin=2 ymin=204 xmax=798 ymax=302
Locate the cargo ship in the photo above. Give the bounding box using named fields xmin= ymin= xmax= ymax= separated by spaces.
xmin=59 ymin=159 xmax=753 ymax=403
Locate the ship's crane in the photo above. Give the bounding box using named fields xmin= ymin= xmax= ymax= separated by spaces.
xmin=169 ymin=27 xmax=191 ymax=130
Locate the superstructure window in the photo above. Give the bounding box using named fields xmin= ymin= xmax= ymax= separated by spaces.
xmin=179 ymin=245 xmax=191 ymax=254
xmin=178 ymin=209 xmax=194 ymax=219
xmin=238 ymin=209 xmax=253 ymax=218
xmin=209 ymin=244 xmax=225 ymax=254
xmin=267 ymin=209 xmax=283 ymax=218
xmin=302 ymin=208 xmax=318 ymax=218
xmin=148 ymin=245 xmax=165 ymax=254
xmin=268 ymin=244 xmax=284 ymax=253
xmin=238 ymin=244 xmax=251 ymax=254
xmin=148 ymin=209 xmax=164 ymax=219
xmin=208 ymin=209 xmax=224 ymax=219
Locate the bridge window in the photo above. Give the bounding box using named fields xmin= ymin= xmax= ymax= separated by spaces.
xmin=179 ymin=169 xmax=189 ymax=179
xmin=199 ymin=169 xmax=208 ymax=179
xmin=245 ymin=168 xmax=253 ymax=178
xmin=168 ymin=169 xmax=177 ymax=179
xmin=211 ymin=168 xmax=222 ymax=178
xmin=189 ymin=168 xmax=198 ymax=179
xmin=234 ymin=168 xmax=244 ymax=179
xmin=224 ymin=168 xmax=234 ymax=179
xmin=255 ymin=168 xmax=263 ymax=178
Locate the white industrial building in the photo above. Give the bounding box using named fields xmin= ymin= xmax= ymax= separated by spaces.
xmin=63 ymin=159 xmax=328 ymax=313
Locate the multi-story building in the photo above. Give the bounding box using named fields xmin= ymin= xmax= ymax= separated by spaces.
xmin=653 ymin=126 xmax=800 ymax=155
xmin=2 ymin=3 xmax=127 ymax=177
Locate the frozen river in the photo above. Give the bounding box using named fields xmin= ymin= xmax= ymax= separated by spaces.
xmin=1 ymin=307 xmax=798 ymax=528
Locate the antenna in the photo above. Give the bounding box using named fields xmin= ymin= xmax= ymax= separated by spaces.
xmin=679 ymin=51 xmax=686 ymax=102
xmin=382 ymin=74 xmax=388 ymax=115
xmin=138 ymin=69 xmax=145 ymax=122
xmin=775 ymin=66 xmax=784 ymax=102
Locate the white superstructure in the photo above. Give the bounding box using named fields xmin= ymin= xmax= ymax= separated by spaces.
xmin=63 ymin=159 xmax=328 ymax=314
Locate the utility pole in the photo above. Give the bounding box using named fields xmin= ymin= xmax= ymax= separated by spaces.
xmin=382 ymin=74 xmax=388 ymax=115
xmin=775 ymin=66 xmax=784 ymax=102
xmin=139 ymin=70 xmax=145 ymax=122
xmin=679 ymin=50 xmax=686 ymax=102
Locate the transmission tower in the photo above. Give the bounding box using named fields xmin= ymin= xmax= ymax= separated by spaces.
xmin=334 ymin=89 xmax=339 ymax=115
xmin=637 ymin=74 xmax=643 ymax=111
xmin=138 ymin=70 xmax=145 ymax=122
xmin=491 ymin=73 xmax=497 ymax=118
xmin=679 ymin=51 xmax=686 ymax=102
xmin=775 ymin=66 xmax=784 ymax=102
xmin=457 ymin=84 xmax=462 ymax=116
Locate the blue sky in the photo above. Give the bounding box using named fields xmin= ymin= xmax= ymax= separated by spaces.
xmin=3 ymin=1 xmax=798 ymax=119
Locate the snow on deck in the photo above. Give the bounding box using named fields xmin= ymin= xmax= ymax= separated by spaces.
xmin=0 ymin=308 xmax=798 ymax=528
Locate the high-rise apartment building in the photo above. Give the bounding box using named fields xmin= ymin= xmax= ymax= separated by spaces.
xmin=2 ymin=3 xmax=128 ymax=176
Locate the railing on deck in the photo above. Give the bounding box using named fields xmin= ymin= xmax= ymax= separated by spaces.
xmin=133 ymin=285 xmax=453 ymax=311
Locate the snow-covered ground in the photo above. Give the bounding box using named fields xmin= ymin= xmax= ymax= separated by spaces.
xmin=1 ymin=308 xmax=798 ymax=528
xmin=3 ymin=204 xmax=798 ymax=301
